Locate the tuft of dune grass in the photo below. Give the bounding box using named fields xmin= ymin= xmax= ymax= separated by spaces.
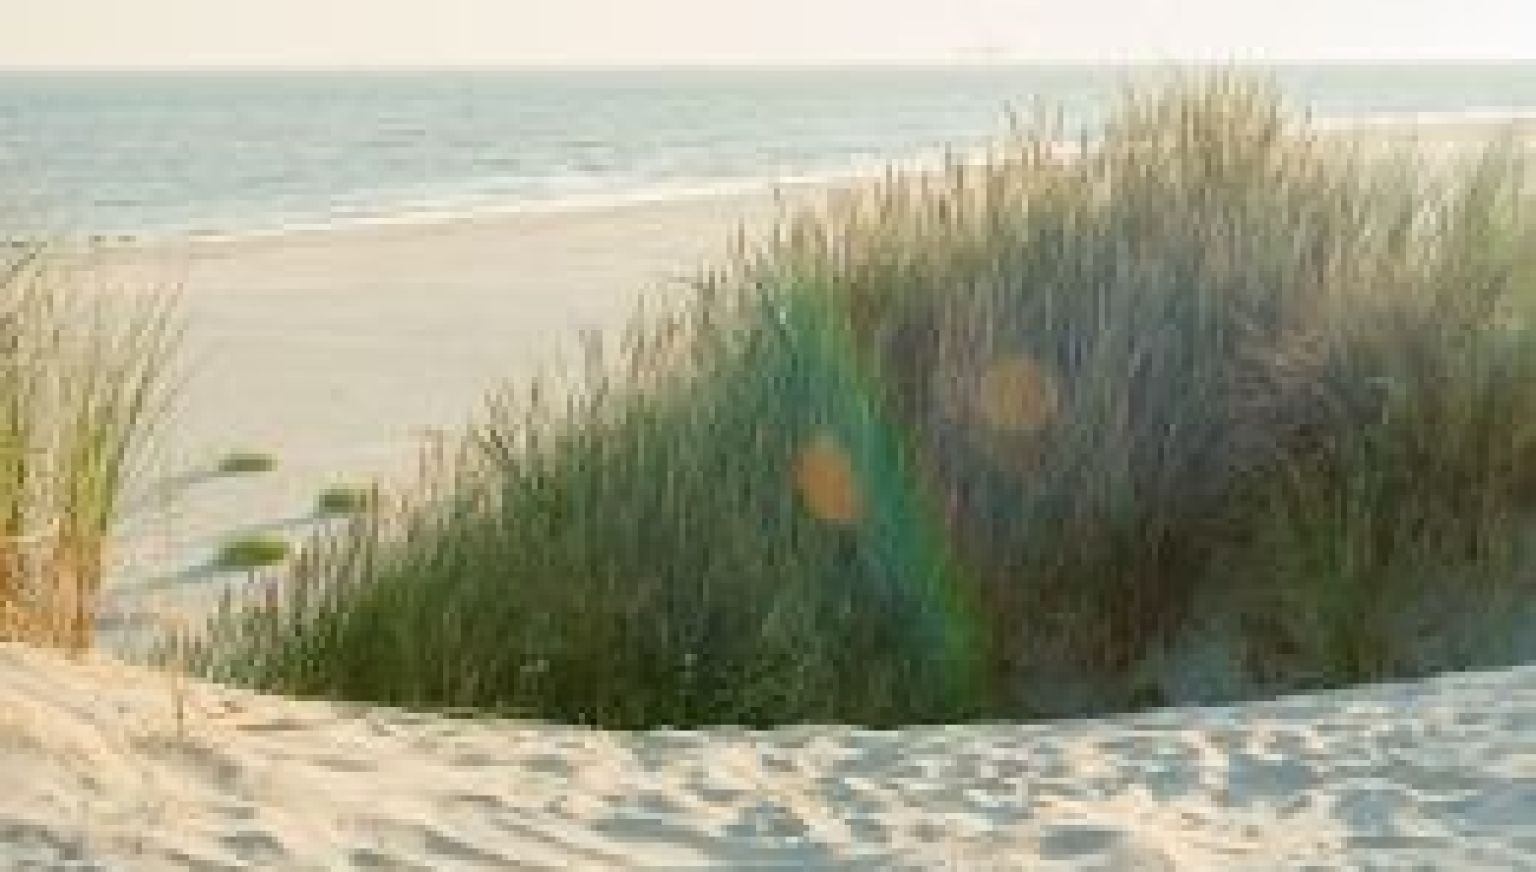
xmin=214 ymin=535 xmax=290 ymax=572
xmin=217 ymin=451 xmax=276 ymax=475
xmin=0 ymin=242 xmax=178 ymax=651
xmin=315 ymin=484 xmax=373 ymax=516
xmin=191 ymin=76 xmax=1536 ymax=727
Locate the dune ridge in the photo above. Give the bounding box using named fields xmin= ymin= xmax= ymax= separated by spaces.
xmin=2 ymin=643 xmax=1532 ymax=869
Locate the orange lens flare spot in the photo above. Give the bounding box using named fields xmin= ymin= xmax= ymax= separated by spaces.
xmin=972 ymin=355 xmax=1060 ymax=435
xmin=793 ymin=434 xmax=862 ymax=525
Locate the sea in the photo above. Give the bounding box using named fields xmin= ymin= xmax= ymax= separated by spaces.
xmin=1 ymin=64 xmax=1534 ymax=241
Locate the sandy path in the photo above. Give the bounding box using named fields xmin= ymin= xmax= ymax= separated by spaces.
xmin=2 ymin=643 xmax=1532 ymax=869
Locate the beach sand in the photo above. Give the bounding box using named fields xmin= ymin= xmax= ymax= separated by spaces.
xmin=3 ymin=641 xmax=1532 ymax=869
xmin=90 ymin=188 xmax=806 ymax=630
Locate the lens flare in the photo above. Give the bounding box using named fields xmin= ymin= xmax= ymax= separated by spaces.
xmin=793 ymin=433 xmax=862 ymax=524
xmin=971 ymin=354 xmax=1060 ymax=435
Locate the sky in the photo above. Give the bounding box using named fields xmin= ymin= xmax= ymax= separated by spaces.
xmin=3 ymin=0 xmax=1534 ymax=68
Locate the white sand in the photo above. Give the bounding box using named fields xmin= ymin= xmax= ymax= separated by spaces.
xmin=2 ymin=642 xmax=1532 ymax=869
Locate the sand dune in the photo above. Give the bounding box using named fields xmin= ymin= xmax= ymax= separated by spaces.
xmin=45 ymin=128 xmax=1535 ymax=870
xmin=2 ymin=643 xmax=1532 ymax=869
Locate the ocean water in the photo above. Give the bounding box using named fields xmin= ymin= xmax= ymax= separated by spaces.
xmin=1 ymin=64 xmax=1534 ymax=240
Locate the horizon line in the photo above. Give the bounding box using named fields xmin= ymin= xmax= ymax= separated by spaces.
xmin=4 ymin=57 xmax=1536 ymax=74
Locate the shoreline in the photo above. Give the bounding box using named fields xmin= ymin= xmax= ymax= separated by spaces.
xmin=95 ymin=176 xmax=831 ymax=251
xmin=69 ymin=111 xmax=1536 ymax=253
xmin=70 ymin=157 xmax=932 ymax=253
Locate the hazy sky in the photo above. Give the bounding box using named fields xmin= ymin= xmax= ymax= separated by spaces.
xmin=4 ymin=0 xmax=1533 ymax=68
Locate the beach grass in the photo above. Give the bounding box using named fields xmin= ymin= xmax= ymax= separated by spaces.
xmin=0 ymin=243 xmax=178 ymax=651
xmin=217 ymin=451 xmax=277 ymax=475
xmin=315 ymin=484 xmax=374 ymax=515
xmin=213 ymin=535 xmax=290 ymax=571
xmin=190 ymin=76 xmax=1536 ymax=726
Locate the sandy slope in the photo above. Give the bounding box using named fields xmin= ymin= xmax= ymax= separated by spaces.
xmin=2 ymin=643 xmax=1532 ymax=870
